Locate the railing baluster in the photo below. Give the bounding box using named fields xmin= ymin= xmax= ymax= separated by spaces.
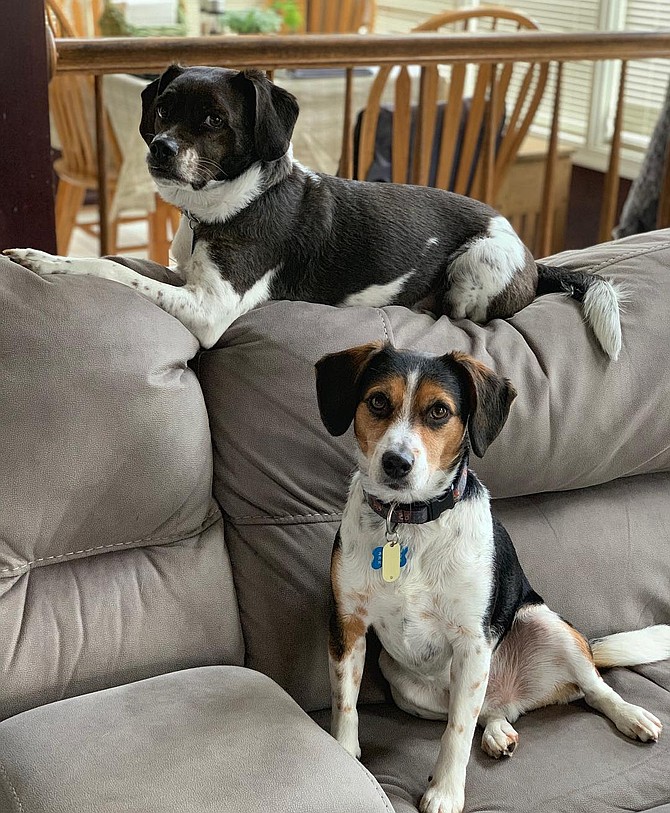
xmin=599 ymin=60 xmax=627 ymax=243
xmin=538 ymin=61 xmax=563 ymax=258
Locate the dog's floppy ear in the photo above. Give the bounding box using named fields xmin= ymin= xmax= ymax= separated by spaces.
xmin=236 ymin=69 xmax=299 ymax=161
xmin=315 ymin=342 xmax=384 ymax=437
xmin=447 ymin=351 xmax=516 ymax=458
xmin=139 ymin=64 xmax=184 ymax=145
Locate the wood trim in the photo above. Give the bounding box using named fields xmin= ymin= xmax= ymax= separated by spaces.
xmin=54 ymin=31 xmax=670 ymax=75
xmin=0 ymin=0 xmax=56 ymax=252
xmin=94 ymin=74 xmax=111 ymax=256
xmin=434 ymin=64 xmax=465 ymax=190
xmin=413 ymin=65 xmax=440 ymax=186
xmin=599 ymin=61 xmax=627 ymax=243
xmin=392 ymin=66 xmax=411 ymax=183
xmin=658 ymin=136 xmax=670 ymax=229
xmin=538 ymin=62 xmax=563 ymax=257
xmin=339 ymin=66 xmax=355 ymax=179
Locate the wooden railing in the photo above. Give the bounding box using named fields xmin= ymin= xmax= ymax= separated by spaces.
xmin=50 ymin=30 xmax=670 ymax=256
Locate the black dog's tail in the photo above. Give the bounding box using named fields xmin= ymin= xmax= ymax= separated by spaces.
xmin=536 ymin=264 xmax=625 ymax=360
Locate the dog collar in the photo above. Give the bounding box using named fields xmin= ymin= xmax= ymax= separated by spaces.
xmin=364 ymin=460 xmax=469 ymax=526
xmin=183 ymin=209 xmax=200 ymax=254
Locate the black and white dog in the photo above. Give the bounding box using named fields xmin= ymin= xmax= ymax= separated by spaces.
xmin=316 ymin=343 xmax=670 ymax=813
xmin=6 ymin=65 xmax=622 ymax=356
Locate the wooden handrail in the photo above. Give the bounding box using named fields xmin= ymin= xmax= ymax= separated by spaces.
xmin=49 ymin=30 xmax=670 ymax=257
xmin=54 ymin=31 xmax=670 ymax=74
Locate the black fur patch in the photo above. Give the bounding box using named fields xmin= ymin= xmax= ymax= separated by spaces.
xmin=485 ymin=516 xmax=543 ymax=644
xmin=329 ymin=529 xmax=347 ymax=661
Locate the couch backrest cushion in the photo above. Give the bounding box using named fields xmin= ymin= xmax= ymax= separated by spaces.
xmin=0 ymin=258 xmax=243 ymax=720
xmin=198 ymin=230 xmax=670 ymax=711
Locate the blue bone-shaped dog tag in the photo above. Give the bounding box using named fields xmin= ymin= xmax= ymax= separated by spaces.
xmin=371 ymin=546 xmax=408 ymax=569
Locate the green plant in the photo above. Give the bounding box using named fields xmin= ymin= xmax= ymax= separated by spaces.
xmin=99 ymin=0 xmax=186 ymax=37
xmin=271 ymin=0 xmax=303 ymax=32
xmin=220 ymin=8 xmax=283 ymax=34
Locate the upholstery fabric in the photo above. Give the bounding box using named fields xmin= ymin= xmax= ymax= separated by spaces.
xmin=197 ymin=231 xmax=670 ymax=712
xmin=0 ymin=666 xmax=393 ymax=813
xmin=0 ymin=258 xmax=243 ymax=720
xmin=312 ymin=666 xmax=670 ymax=813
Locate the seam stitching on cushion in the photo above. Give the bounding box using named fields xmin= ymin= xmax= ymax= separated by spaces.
xmin=377 ymin=308 xmax=395 ymax=344
xmin=0 ymin=760 xmax=24 ymax=813
xmin=0 ymin=507 xmax=221 ymax=575
xmin=227 ymin=510 xmax=343 ymax=525
xmin=544 ymin=237 xmax=670 ymax=270
xmin=357 ymin=762 xmax=395 ymax=812
xmin=376 ymin=309 xmax=389 ymax=342
xmin=582 ymin=240 xmax=670 ymax=274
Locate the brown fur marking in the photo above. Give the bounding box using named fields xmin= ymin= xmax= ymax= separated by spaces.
xmin=354 ymin=374 xmax=407 ymax=456
xmin=543 ymin=682 xmax=581 ymax=706
xmin=565 ymin=622 xmax=595 ymax=663
xmin=411 ymin=379 xmax=466 ymax=472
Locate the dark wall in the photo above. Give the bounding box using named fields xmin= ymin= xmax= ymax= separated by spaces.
xmin=0 ymin=0 xmax=56 ymax=251
xmin=565 ymin=166 xmax=632 ymax=250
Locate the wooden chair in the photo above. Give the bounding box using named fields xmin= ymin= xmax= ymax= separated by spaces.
xmin=45 ymin=0 xmax=178 ymax=260
xmin=268 ymin=0 xmax=375 ymax=34
xmin=355 ymin=7 xmax=550 ymax=204
xmin=45 ymin=0 xmax=123 ymax=254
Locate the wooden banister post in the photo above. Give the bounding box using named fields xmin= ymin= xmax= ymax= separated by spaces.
xmin=599 ymin=60 xmax=627 ymax=243
xmin=94 ymin=74 xmax=111 ymax=256
xmin=339 ymin=67 xmax=355 ymax=179
xmin=538 ymin=61 xmax=562 ymax=257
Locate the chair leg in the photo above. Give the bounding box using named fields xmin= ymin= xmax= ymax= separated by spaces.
xmin=148 ymin=195 xmax=177 ymax=265
xmin=55 ymin=181 xmax=85 ymax=255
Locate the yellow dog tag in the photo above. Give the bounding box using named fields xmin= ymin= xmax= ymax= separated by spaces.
xmin=382 ymin=541 xmax=401 ymax=582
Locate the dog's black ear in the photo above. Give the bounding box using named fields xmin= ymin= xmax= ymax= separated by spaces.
xmin=236 ymin=69 xmax=299 ymax=161
xmin=447 ymin=352 xmax=516 ymax=458
xmin=315 ymin=342 xmax=384 ymax=436
xmin=139 ymin=64 xmax=185 ymax=145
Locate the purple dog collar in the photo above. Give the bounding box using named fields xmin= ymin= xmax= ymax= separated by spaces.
xmin=364 ymin=461 xmax=469 ymax=526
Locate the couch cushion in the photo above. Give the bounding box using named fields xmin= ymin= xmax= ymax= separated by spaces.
xmin=312 ymin=666 xmax=670 ymax=813
xmin=0 ymin=666 xmax=393 ymax=813
xmin=0 ymin=258 xmax=243 ymax=719
xmin=197 ymin=230 xmax=670 ymax=712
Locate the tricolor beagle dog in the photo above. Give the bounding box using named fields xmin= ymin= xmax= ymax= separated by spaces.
xmin=315 ymin=343 xmax=670 ymax=813
xmin=6 ymin=65 xmax=622 ymax=358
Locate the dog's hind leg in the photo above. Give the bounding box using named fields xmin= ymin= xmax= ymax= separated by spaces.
xmin=480 ymin=603 xmax=662 ymax=760
xmin=443 ymin=216 xmax=535 ymax=323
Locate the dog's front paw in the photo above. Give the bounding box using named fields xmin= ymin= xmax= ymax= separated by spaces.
xmin=3 ymin=248 xmax=72 ymax=276
xmin=614 ymin=704 xmax=662 ymax=742
xmin=335 ymin=733 xmax=361 ymax=760
xmin=420 ymin=784 xmax=465 ymax=813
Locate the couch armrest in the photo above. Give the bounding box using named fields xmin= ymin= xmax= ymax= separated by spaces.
xmin=0 ymin=666 xmax=392 ymax=813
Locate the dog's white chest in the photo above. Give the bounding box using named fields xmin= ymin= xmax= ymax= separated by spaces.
xmin=339 ymin=493 xmax=494 ymax=676
xmin=368 ymin=575 xmax=456 ymax=674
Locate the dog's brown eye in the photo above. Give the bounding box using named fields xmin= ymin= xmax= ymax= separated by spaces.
xmin=429 ymin=403 xmax=450 ymax=421
xmin=368 ymin=393 xmax=390 ymax=415
xmin=205 ymin=114 xmax=224 ymax=129
xmin=156 ymin=105 xmax=166 ymax=119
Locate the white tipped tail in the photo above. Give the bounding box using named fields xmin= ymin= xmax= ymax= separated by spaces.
xmin=581 ymin=278 xmax=625 ymax=361
xmin=590 ymin=624 xmax=670 ymax=668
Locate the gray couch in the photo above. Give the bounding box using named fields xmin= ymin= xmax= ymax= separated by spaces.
xmin=1 ymin=230 xmax=669 ymax=813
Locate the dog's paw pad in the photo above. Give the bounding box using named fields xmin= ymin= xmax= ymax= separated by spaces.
xmin=481 ymin=720 xmax=519 ymax=759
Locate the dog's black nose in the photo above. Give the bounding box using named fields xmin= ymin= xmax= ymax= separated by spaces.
xmin=382 ymin=450 xmax=414 ymax=479
xmin=149 ymin=135 xmax=179 ymax=162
